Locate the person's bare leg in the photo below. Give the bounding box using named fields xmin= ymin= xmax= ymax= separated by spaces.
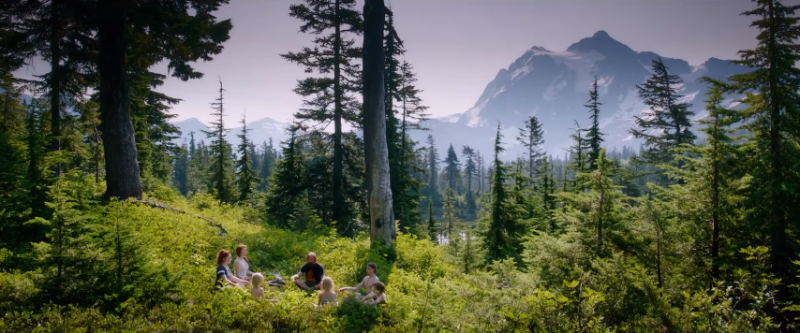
xmin=294 ymin=277 xmax=311 ymax=290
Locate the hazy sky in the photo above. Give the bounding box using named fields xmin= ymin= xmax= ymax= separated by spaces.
xmin=14 ymin=0 xmax=766 ymax=125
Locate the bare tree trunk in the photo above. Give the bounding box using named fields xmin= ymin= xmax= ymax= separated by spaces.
xmin=50 ymin=0 xmax=62 ymax=176
xmin=98 ymin=0 xmax=142 ymax=201
xmin=332 ymin=0 xmax=345 ymax=227
xmin=363 ymin=0 xmax=394 ymax=245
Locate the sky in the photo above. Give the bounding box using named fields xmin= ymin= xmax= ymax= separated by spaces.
xmin=14 ymin=0 xmax=766 ymax=126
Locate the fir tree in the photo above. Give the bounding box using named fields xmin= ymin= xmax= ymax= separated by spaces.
xmin=266 ymin=126 xmax=306 ymax=229
xmin=517 ymin=115 xmax=545 ymax=184
xmin=425 ymin=135 xmax=439 ymax=201
xmin=173 ymin=144 xmax=189 ymax=196
xmin=585 ymin=76 xmax=604 ymax=170
xmin=481 ymin=124 xmax=523 ymax=263
xmin=442 ymin=187 xmax=456 ymax=236
xmin=630 ymin=57 xmax=696 ymax=180
xmin=728 ymin=0 xmax=800 ymax=306
xmin=539 ymin=157 xmax=557 ymax=232
xmin=257 ymin=139 xmax=275 ymax=192
xmin=427 ymin=199 xmax=436 ymax=242
xmin=568 ymin=121 xmax=589 ymax=191
xmin=201 ymin=79 xmax=234 ymax=203
xmin=282 ymin=0 xmax=363 ymax=227
xmin=443 ymin=144 xmax=461 ymax=192
xmin=235 ymin=112 xmax=259 ymax=202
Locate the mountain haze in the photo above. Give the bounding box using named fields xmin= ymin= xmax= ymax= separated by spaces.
xmin=413 ymin=30 xmax=749 ymax=159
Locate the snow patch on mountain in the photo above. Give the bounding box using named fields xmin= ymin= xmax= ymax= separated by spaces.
xmin=436 ymin=113 xmax=463 ymax=123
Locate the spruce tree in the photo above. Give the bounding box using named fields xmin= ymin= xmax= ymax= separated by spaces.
xmin=442 ymin=187 xmax=456 ymax=236
xmin=728 ymin=0 xmax=800 ymax=306
xmin=282 ymin=0 xmax=363 ymax=227
xmin=443 ymin=144 xmax=461 ymax=192
xmin=568 ymin=121 xmax=589 ymax=191
xmin=202 ymin=79 xmax=234 ymax=203
xmin=517 ymin=115 xmax=545 ymax=183
xmin=630 ymin=57 xmax=696 ymax=180
xmin=539 ymin=157 xmax=557 ymax=232
xmin=235 ymin=113 xmax=259 ymax=202
xmin=586 ymin=76 xmax=604 ymax=170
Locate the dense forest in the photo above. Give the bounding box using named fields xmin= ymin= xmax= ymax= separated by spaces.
xmin=1 ymin=0 xmax=800 ymax=332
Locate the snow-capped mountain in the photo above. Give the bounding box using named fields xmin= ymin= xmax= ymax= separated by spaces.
xmin=171 ymin=117 xmax=291 ymax=148
xmin=414 ymin=30 xmax=749 ymax=159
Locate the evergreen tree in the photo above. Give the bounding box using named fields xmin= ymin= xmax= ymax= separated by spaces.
xmin=630 ymin=57 xmax=696 ymax=180
xmin=282 ymin=0 xmax=363 ymax=227
xmin=568 ymin=121 xmax=589 ymax=191
xmin=257 ymin=139 xmax=275 ymax=192
xmin=539 ymin=157 xmax=557 ymax=232
xmin=442 ymin=187 xmax=456 ymax=236
xmin=235 ymin=113 xmax=259 ymax=202
xmin=481 ymin=124 xmax=523 ymax=263
xmin=443 ymin=144 xmax=461 ymax=192
xmin=95 ymin=0 xmax=232 ymax=201
xmin=201 ymin=79 xmax=234 ymax=203
xmin=266 ymin=126 xmax=306 ymax=229
xmin=425 ymin=135 xmax=439 ymax=201
xmin=25 ymin=99 xmax=48 ymax=218
xmin=517 ymin=115 xmax=545 ymax=183
xmin=585 ymin=76 xmax=604 ymax=170
xmin=172 ymin=144 xmax=189 ymax=196
xmin=728 ymin=0 xmax=800 ymax=307
xmin=427 ymin=199 xmax=436 ymax=242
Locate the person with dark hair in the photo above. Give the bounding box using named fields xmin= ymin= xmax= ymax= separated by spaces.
xmin=233 ymin=244 xmax=261 ymax=280
xmin=339 ymin=262 xmax=380 ymax=298
xmin=215 ymin=249 xmax=249 ymax=291
xmin=291 ymin=252 xmax=325 ymax=290
xmin=361 ymin=281 xmax=388 ymax=305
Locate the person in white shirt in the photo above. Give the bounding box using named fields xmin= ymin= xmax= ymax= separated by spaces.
xmin=234 ymin=244 xmax=261 ymax=280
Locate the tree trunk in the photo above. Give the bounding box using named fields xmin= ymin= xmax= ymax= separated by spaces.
xmin=332 ymin=0 xmax=345 ymax=227
xmin=3 ymin=87 xmax=10 ymax=132
xmin=50 ymin=0 xmax=61 ymax=176
xmin=93 ymin=118 xmax=101 ymax=183
xmin=98 ymin=0 xmax=142 ymax=201
xmin=363 ymin=0 xmax=394 ymax=245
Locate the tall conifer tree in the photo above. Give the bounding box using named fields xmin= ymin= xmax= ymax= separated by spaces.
xmin=235 ymin=113 xmax=259 ymax=202
xmin=202 ymin=79 xmax=234 ymax=203
xmin=586 ymin=76 xmax=604 ymax=170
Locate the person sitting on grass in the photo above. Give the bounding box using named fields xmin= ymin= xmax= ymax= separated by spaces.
xmin=291 ymin=252 xmax=325 ymax=290
xmin=251 ymin=273 xmax=265 ymax=300
xmin=234 ymin=244 xmax=262 ymax=281
xmin=361 ymin=281 xmax=388 ymax=305
xmin=215 ymin=249 xmax=250 ymax=291
xmin=339 ymin=262 xmax=379 ymax=298
xmin=318 ymin=276 xmax=338 ymax=306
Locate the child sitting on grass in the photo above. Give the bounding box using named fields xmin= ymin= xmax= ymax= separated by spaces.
xmin=251 ymin=273 xmax=265 ymax=300
xmin=318 ymin=276 xmax=337 ymax=306
xmin=361 ymin=281 xmax=388 ymax=305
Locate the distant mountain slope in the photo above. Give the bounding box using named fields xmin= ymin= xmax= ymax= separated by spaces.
xmin=419 ymin=30 xmax=749 ymax=160
xmin=171 ymin=117 xmax=291 ymax=148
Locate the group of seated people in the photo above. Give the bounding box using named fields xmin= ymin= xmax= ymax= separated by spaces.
xmin=215 ymin=245 xmax=388 ymax=306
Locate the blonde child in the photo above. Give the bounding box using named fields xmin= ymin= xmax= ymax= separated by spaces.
xmin=251 ymin=273 xmax=265 ymax=300
xmin=361 ymin=281 xmax=388 ymax=305
xmin=318 ymin=276 xmax=337 ymax=306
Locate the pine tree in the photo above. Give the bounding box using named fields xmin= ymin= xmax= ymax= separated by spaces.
xmin=25 ymin=99 xmax=47 ymax=218
xmin=282 ymin=0 xmax=363 ymax=227
xmin=539 ymin=157 xmax=557 ymax=232
xmin=586 ymin=76 xmax=604 ymax=170
xmin=443 ymin=144 xmax=461 ymax=192
xmin=517 ymin=115 xmax=545 ymax=184
xmin=235 ymin=113 xmax=259 ymax=202
xmin=630 ymin=57 xmax=696 ymax=180
xmin=202 ymin=79 xmax=234 ymax=203
xmin=481 ymin=123 xmax=523 ymax=263
xmin=728 ymin=0 xmax=800 ymax=307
